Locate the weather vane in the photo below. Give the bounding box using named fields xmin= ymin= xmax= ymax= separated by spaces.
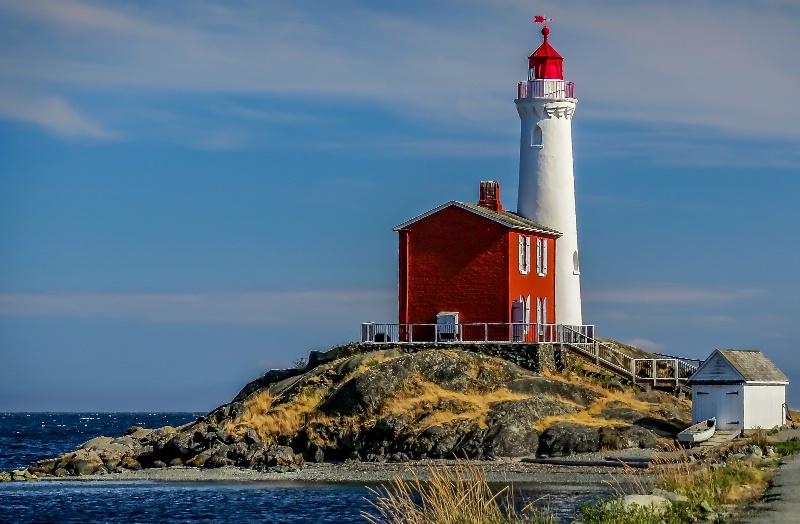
xmin=533 ymin=15 xmax=552 ymax=26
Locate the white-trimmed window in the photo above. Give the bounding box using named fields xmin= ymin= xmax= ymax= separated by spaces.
xmin=531 ymin=125 xmax=543 ymax=147
xmin=518 ymin=234 xmax=531 ymax=274
xmin=536 ymin=238 xmax=548 ymax=276
xmin=536 ymin=297 xmax=547 ymax=325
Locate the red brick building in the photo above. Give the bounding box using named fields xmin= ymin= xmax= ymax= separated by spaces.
xmin=394 ymin=181 xmax=558 ymax=342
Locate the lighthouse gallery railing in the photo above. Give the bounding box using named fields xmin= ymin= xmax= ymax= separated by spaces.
xmin=517 ymin=79 xmax=575 ymax=99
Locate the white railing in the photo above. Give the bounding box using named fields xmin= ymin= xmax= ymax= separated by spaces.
xmin=361 ymin=322 xmax=700 ymax=387
xmin=558 ymin=326 xmax=700 ymax=386
xmin=361 ymin=322 xmax=594 ymax=344
xmin=517 ymin=79 xmax=575 ymax=99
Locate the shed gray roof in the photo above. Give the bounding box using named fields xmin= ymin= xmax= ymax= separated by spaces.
xmin=689 ymin=349 xmax=788 ymax=384
xmin=394 ymin=201 xmax=561 ymax=236
xmin=717 ymin=350 xmax=788 ymax=383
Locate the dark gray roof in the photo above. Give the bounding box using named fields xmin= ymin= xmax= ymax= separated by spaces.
xmin=718 ymin=350 xmax=789 ymax=383
xmin=394 ymin=201 xmax=561 ymax=236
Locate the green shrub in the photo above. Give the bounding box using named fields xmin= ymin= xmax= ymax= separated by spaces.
xmin=576 ymin=497 xmax=693 ymax=524
xmin=774 ymin=438 xmax=800 ymax=456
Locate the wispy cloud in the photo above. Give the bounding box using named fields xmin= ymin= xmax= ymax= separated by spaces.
xmin=0 ymin=90 xmax=116 ymax=139
xmin=0 ymin=0 xmax=798 ymax=157
xmin=0 ymin=290 xmax=395 ymax=326
xmin=585 ymin=285 xmax=766 ymax=304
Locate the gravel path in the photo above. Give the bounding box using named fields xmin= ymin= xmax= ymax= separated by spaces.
xmin=736 ymin=453 xmax=800 ymax=523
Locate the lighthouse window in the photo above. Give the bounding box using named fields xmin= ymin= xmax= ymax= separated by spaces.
xmin=518 ymin=235 xmax=531 ymax=274
xmin=536 ymin=238 xmax=548 ymax=276
xmin=573 ymin=250 xmax=580 ymax=275
xmin=531 ymin=125 xmax=543 ymax=147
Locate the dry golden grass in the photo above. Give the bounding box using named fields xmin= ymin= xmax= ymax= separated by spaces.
xmin=653 ymin=443 xmax=772 ymax=508
xmin=364 ymin=461 xmax=555 ymax=524
xmin=225 ymin=386 xmax=329 ymax=444
xmin=380 ymin=376 xmax=529 ymax=430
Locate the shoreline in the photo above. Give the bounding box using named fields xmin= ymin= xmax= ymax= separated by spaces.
xmin=32 ymin=454 xmax=652 ymax=487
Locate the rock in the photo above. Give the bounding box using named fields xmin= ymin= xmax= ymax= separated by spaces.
xmin=11 ymin=470 xmax=28 ymax=481
xmin=120 ymin=457 xmax=142 ymax=470
xmin=206 ymin=445 xmax=233 ymax=468
xmin=0 ymin=471 xmax=11 ymax=482
xmin=80 ymin=436 xmax=114 ymax=450
xmin=243 ymin=428 xmax=261 ymax=446
xmin=375 ymin=415 xmax=409 ymax=438
xmin=321 ymin=351 xmax=518 ymax=415
xmin=152 ymin=461 xmax=168 ymax=469
xmin=597 ymin=407 xmax=647 ymax=424
xmin=169 ymin=458 xmax=183 ymax=467
xmin=483 ymin=397 xmax=575 ymax=457
xmin=699 ymin=500 xmax=713 ymax=513
xmin=621 ymin=494 xmax=671 ymax=514
xmin=54 ymin=468 xmax=69 ymax=477
xmin=652 ymin=488 xmax=689 ymax=503
xmin=507 ymin=377 xmax=601 ymax=407
xmin=599 ymin=425 xmax=661 ymax=450
xmin=538 ymin=422 xmax=600 ymax=456
xmin=28 ymin=458 xmax=59 ymax=476
xmin=264 ymin=446 xmax=299 ymax=467
xmin=68 ymin=449 xmax=104 ymax=476
xmin=185 ymin=451 xmax=211 ymax=468
xmin=125 ymin=427 xmax=152 ymax=440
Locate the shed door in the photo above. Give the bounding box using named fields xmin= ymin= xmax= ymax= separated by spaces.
xmin=693 ymin=386 xmax=742 ymax=430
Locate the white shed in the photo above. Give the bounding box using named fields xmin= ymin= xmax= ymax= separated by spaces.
xmin=688 ymin=350 xmax=789 ymax=430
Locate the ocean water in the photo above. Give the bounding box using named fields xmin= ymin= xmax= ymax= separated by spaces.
xmin=0 ymin=413 xmax=606 ymax=523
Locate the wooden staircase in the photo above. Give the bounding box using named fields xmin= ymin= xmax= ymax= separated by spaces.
xmin=559 ymin=327 xmax=700 ymax=392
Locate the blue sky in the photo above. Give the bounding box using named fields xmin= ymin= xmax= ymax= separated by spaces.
xmin=2 ymin=0 xmax=799 ymax=411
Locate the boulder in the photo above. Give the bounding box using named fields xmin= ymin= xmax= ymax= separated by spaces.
xmin=0 ymin=472 xmax=11 ymax=482
xmin=120 ymin=457 xmax=142 ymax=470
xmin=507 ymin=377 xmax=601 ymax=407
xmin=185 ymin=451 xmax=210 ymax=468
xmin=79 ymin=436 xmax=114 ymax=450
xmin=621 ymin=494 xmax=670 ymax=514
xmin=484 ymin=397 xmax=577 ymax=457
xmin=68 ymin=449 xmax=104 ymax=476
xmin=538 ymin=422 xmax=600 ymax=456
xmin=264 ymin=446 xmax=300 ymax=466
xmin=28 ymin=458 xmax=59 ymax=476
xmin=206 ymin=445 xmax=233 ymax=468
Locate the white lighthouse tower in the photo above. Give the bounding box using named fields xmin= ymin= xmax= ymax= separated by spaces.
xmin=515 ymin=22 xmax=582 ymax=326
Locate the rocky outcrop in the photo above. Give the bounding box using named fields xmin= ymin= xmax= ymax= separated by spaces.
xmin=10 ymin=344 xmax=691 ymax=478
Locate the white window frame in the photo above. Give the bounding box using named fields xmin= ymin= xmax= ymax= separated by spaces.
xmin=518 ymin=234 xmax=531 ymax=275
xmin=536 ymin=238 xmax=548 ymax=276
xmin=531 ymin=125 xmax=543 ymax=148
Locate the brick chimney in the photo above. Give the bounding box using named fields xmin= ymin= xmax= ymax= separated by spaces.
xmin=478 ymin=180 xmax=502 ymax=213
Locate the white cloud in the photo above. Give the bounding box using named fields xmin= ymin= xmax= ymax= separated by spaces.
xmin=0 ymin=90 xmax=116 ymax=139
xmin=0 ymin=0 xmax=798 ymax=154
xmin=0 ymin=290 xmax=396 ymax=327
xmin=585 ymin=285 xmax=766 ymax=304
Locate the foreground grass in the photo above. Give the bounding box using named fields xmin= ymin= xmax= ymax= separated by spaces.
xmin=364 ymin=462 xmax=554 ymax=524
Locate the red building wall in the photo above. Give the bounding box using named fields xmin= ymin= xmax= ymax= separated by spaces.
xmin=399 ymin=205 xmax=510 ymax=327
xmin=507 ymin=232 xmax=557 ymax=324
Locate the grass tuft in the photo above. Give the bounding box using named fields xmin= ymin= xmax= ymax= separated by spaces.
xmin=363 ymin=461 xmax=555 ymax=524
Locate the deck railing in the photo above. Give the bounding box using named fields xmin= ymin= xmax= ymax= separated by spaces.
xmin=559 ymin=325 xmax=701 ymax=386
xmin=361 ymin=322 xmax=700 ymax=388
xmin=517 ymin=79 xmax=575 ymax=99
xmin=361 ymin=322 xmax=594 ymax=344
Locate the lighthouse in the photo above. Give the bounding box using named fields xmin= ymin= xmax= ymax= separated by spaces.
xmin=515 ymin=22 xmax=582 ymax=326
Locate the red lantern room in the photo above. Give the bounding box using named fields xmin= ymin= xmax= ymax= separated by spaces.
xmin=528 ymin=26 xmax=563 ymax=80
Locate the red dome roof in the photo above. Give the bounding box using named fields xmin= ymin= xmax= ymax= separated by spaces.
xmin=528 ymin=27 xmax=564 ymax=80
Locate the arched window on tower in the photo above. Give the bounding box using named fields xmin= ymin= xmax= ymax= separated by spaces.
xmin=531 ymin=125 xmax=543 ymax=148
